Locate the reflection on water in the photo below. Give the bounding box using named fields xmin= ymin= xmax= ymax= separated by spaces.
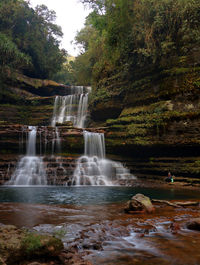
xmin=1 ymin=186 xmax=200 ymax=205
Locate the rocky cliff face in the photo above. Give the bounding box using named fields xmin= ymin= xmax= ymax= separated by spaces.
xmin=90 ymin=68 xmax=200 ymax=184
xmin=1 ymin=70 xmax=200 ymax=186
xmin=0 ymin=125 xmax=85 ymax=185
xmin=0 ymin=124 xmax=113 ymax=185
xmin=0 ymin=74 xmax=84 ymax=185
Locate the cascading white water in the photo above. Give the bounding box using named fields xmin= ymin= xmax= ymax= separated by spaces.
xmin=50 ymin=86 xmax=90 ymax=156
xmin=76 ymin=93 xmax=89 ymax=128
xmin=50 ymin=85 xmax=133 ymax=186
xmin=51 ymin=86 xmax=89 ymax=128
xmin=51 ymin=127 xmax=61 ymax=155
xmin=72 ymin=131 xmax=134 ymax=186
xmin=8 ymin=126 xmax=47 ymax=186
xmin=27 ymin=126 xmax=36 ymax=155
xmin=84 ymin=131 xmax=106 ymax=158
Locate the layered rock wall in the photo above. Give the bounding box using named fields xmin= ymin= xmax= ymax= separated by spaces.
xmin=90 ymin=68 xmax=200 ymax=184
xmin=0 ymin=125 xmax=84 ymax=185
xmin=2 ymin=70 xmax=200 ymax=185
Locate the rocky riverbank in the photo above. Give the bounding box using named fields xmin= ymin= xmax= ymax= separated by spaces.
xmin=0 ymin=224 xmax=91 ymax=265
xmin=0 ymin=192 xmax=200 ymax=265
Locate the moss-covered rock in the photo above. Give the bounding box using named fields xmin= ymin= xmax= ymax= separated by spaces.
xmin=9 ymin=73 xmax=70 ymax=97
xmin=90 ymin=97 xmax=123 ymax=121
xmin=0 ymin=225 xmax=64 ymax=264
xmin=0 ymin=97 xmax=54 ymax=125
xmin=86 ymin=67 xmax=200 ymax=184
xmin=125 ymin=193 xmax=155 ymax=214
xmin=102 ymin=69 xmax=200 ymax=152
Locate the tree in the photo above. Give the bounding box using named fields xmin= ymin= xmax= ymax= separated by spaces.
xmin=0 ymin=0 xmax=66 ymax=80
xmin=0 ymin=33 xmax=31 ymax=82
xmin=75 ymin=0 xmax=200 ymax=89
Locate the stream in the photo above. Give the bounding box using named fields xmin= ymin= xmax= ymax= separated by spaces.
xmin=0 ymin=186 xmax=200 ymax=265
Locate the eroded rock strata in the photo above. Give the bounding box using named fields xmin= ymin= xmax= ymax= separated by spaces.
xmin=1 ymin=71 xmax=200 ymax=185
xmin=90 ymin=69 xmax=200 ymax=185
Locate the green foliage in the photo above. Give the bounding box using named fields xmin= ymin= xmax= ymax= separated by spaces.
xmin=75 ymin=0 xmax=200 ymax=90
xmin=21 ymin=233 xmax=42 ymax=255
xmin=52 ymin=59 xmax=75 ymax=85
xmin=163 ymin=67 xmax=200 ymax=76
xmin=0 ymin=32 xmax=31 ymax=82
xmin=0 ymin=88 xmax=23 ymax=104
xmin=127 ymin=123 xmax=147 ymax=137
xmin=0 ymin=33 xmax=31 ymax=68
xmin=0 ymin=0 xmax=66 ymax=81
xmin=70 ymin=53 xmax=93 ymax=85
xmin=194 ymin=81 xmax=200 ymax=88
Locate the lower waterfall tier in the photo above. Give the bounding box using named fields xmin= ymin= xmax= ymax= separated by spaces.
xmin=1 ymin=125 xmax=200 ymax=186
xmin=1 ymin=155 xmax=135 ymax=186
xmin=72 ymin=156 xmax=134 ymax=186
xmin=8 ymin=156 xmax=46 ymax=185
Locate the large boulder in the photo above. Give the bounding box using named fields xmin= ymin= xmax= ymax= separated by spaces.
xmin=125 ymin=193 xmax=155 ymax=214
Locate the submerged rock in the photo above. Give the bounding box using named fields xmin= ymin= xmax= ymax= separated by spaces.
xmin=125 ymin=193 xmax=155 ymax=214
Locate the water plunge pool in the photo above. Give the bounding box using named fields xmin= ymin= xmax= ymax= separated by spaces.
xmin=0 ymin=186 xmax=200 ymax=205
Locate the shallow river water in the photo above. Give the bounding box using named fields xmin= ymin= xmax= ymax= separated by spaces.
xmin=0 ymin=186 xmax=200 ymax=265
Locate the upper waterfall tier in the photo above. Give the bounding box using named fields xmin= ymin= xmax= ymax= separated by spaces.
xmin=51 ymin=86 xmax=91 ymax=128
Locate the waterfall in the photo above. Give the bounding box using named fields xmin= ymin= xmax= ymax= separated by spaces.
xmin=26 ymin=126 xmax=36 ymax=155
xmin=71 ymin=131 xmax=134 ymax=186
xmin=8 ymin=126 xmax=47 ymax=186
xmin=51 ymin=127 xmax=61 ymax=155
xmin=51 ymin=86 xmax=89 ymax=128
xmin=84 ymin=131 xmax=106 ymax=158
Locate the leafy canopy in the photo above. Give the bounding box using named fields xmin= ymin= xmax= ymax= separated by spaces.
xmin=0 ymin=0 xmax=67 ymax=80
xmin=74 ymin=0 xmax=200 ymax=88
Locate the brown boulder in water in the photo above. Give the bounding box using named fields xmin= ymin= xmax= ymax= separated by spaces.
xmin=125 ymin=193 xmax=155 ymax=214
